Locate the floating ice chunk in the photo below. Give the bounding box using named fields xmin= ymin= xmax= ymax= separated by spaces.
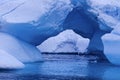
xmin=0 ymin=32 xmax=42 ymax=63
xmin=102 ymin=33 xmax=120 ymax=65
xmin=0 ymin=50 xmax=24 ymax=69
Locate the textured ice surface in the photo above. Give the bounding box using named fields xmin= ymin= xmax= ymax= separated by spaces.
xmin=0 ymin=0 xmax=120 ymax=66
xmin=38 ymin=30 xmax=89 ymax=53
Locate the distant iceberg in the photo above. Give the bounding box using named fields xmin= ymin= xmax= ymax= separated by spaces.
xmin=102 ymin=33 xmax=120 ymax=65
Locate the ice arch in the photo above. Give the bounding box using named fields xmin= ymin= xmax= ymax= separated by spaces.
xmin=0 ymin=0 xmax=110 ymax=52
xmin=0 ymin=0 xmax=113 ymax=69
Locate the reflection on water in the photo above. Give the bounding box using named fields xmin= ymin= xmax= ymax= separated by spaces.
xmin=0 ymin=54 xmax=120 ymax=80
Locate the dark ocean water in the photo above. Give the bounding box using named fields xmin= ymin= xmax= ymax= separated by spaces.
xmin=0 ymin=54 xmax=120 ymax=80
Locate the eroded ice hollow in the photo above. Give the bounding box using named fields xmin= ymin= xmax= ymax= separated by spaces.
xmin=0 ymin=0 xmax=120 ymax=69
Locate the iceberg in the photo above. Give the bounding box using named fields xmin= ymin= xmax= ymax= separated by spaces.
xmin=38 ymin=30 xmax=89 ymax=53
xmin=0 ymin=0 xmax=120 ymax=67
xmin=102 ymin=33 xmax=120 ymax=65
xmin=0 ymin=32 xmax=42 ymax=63
xmin=0 ymin=50 xmax=24 ymax=69
xmin=0 ymin=0 xmax=109 ymax=55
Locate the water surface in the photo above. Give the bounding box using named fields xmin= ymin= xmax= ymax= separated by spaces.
xmin=0 ymin=54 xmax=120 ymax=80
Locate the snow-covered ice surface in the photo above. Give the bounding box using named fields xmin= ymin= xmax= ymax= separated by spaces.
xmin=38 ymin=30 xmax=89 ymax=53
xmin=0 ymin=32 xmax=42 ymax=63
xmin=88 ymin=0 xmax=120 ymax=36
xmin=1 ymin=0 xmax=71 ymax=23
xmin=0 ymin=0 xmax=27 ymax=18
xmin=0 ymin=50 xmax=24 ymax=69
xmin=0 ymin=0 xmax=72 ymax=45
xmin=88 ymin=0 xmax=120 ymax=31
xmin=0 ymin=0 xmax=120 ymax=68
